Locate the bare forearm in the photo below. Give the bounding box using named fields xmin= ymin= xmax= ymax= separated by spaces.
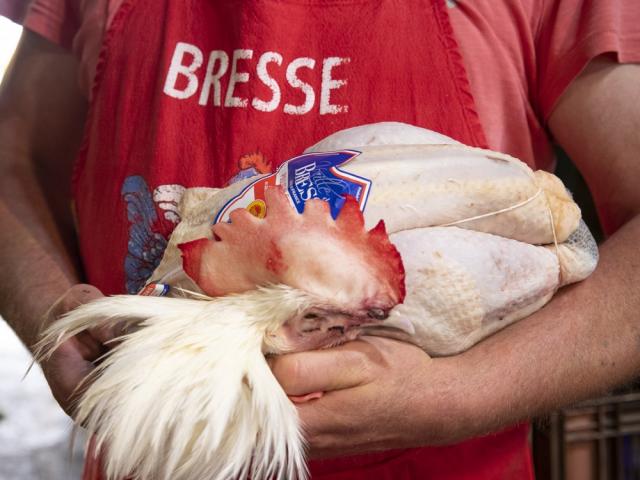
xmin=0 ymin=155 xmax=81 ymax=347
xmin=436 ymin=58 xmax=640 ymax=441
xmin=0 ymin=31 xmax=87 ymax=348
xmin=446 ymin=215 xmax=640 ymax=437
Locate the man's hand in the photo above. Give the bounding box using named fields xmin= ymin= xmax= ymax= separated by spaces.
xmin=270 ymin=337 xmax=472 ymax=458
xmin=38 ymin=284 xmax=112 ymax=417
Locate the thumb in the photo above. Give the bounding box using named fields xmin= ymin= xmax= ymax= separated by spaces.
xmin=47 ymin=283 xmax=104 ymax=321
xmin=41 ymin=284 xmax=104 ymax=337
xmin=269 ymin=340 xmax=379 ymax=396
xmin=44 ymin=284 xmax=124 ymax=346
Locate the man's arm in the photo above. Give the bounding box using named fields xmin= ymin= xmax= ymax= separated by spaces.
xmin=269 ymin=57 xmax=640 ymax=457
xmin=0 ymin=30 xmax=86 ymax=344
xmin=0 ymin=30 xmax=106 ymax=414
xmin=460 ymin=56 xmax=640 ymax=428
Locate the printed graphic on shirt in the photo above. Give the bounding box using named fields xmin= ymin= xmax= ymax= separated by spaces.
xmin=121 ymin=176 xmax=169 ymax=294
xmin=227 ymin=152 xmax=272 ymax=185
xmin=153 ymin=184 xmax=186 ymax=224
xmin=163 ymin=43 xmax=350 ymax=116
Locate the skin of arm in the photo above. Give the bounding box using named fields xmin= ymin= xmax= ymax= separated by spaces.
xmin=0 ymin=31 xmax=108 ymax=415
xmin=269 ymin=57 xmax=640 ymax=458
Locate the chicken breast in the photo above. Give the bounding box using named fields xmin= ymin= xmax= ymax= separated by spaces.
xmin=377 ymin=227 xmax=560 ymax=355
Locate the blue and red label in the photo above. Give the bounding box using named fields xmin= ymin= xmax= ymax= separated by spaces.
xmin=214 ymin=150 xmax=371 ymax=222
xmin=285 ymin=150 xmax=370 ymax=218
xmin=138 ymin=282 xmax=171 ymax=296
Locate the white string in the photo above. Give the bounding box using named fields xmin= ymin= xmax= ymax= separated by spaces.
xmin=434 ymin=186 xmax=561 ymax=279
xmin=435 ymin=188 xmax=544 ymax=227
xmin=432 ymin=183 xmax=564 ymax=287
xmin=540 ymin=187 xmax=562 ymax=283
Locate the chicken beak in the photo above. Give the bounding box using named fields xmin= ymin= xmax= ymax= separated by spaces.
xmin=379 ymin=314 xmax=416 ymax=335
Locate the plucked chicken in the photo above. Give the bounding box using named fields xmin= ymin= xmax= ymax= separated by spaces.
xmin=37 ymin=122 xmax=598 ymax=480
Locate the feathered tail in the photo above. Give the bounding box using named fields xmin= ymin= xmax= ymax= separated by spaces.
xmin=35 ymin=292 xmax=308 ymax=480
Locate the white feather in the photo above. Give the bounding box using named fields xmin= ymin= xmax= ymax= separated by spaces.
xmin=36 ymin=286 xmax=312 ymax=480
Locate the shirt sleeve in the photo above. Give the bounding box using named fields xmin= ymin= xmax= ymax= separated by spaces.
xmin=536 ymin=0 xmax=640 ymax=120
xmin=0 ymin=0 xmax=80 ymax=50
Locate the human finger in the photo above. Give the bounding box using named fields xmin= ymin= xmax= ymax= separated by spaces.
xmin=44 ymin=284 xmax=128 ymax=349
xmin=269 ymin=340 xmax=382 ymax=395
xmin=45 ymin=283 xmax=104 ymax=323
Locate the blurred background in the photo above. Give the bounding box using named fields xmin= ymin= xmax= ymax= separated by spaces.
xmin=0 ymin=16 xmax=84 ymax=480
xmin=0 ymin=16 xmax=20 ymax=81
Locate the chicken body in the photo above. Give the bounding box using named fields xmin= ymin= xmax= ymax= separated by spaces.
xmin=381 ymin=227 xmax=560 ymax=354
xmin=38 ymin=122 xmax=599 ymax=480
xmin=151 ymin=122 xmax=597 ymax=355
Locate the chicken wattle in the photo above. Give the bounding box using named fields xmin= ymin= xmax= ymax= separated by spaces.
xmin=36 ymin=122 xmax=599 ymax=480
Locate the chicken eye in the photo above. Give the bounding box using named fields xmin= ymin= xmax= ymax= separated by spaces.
xmin=367 ymin=308 xmax=388 ymax=320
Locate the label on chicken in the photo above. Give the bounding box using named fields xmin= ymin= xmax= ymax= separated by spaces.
xmin=214 ymin=175 xmax=277 ymax=223
xmin=214 ymin=150 xmax=370 ymax=222
xmin=138 ymin=282 xmax=170 ymax=296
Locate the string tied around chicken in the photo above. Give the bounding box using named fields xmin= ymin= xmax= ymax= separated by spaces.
xmin=434 ymin=185 xmax=561 ymax=282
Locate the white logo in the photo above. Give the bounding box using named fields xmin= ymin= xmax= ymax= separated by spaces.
xmin=153 ymin=184 xmax=186 ymax=224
